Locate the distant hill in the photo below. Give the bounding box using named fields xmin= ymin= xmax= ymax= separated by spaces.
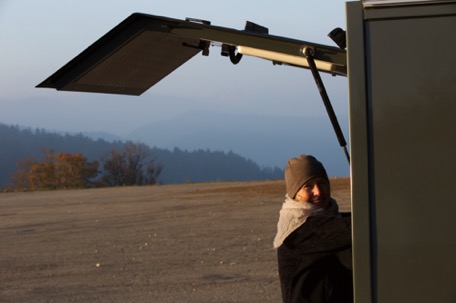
xmin=125 ymin=110 xmax=350 ymax=177
xmin=0 ymin=124 xmax=283 ymax=188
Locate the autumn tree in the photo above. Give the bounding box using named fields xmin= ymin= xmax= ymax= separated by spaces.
xmin=11 ymin=149 xmax=99 ymax=190
xmin=10 ymin=157 xmax=37 ymax=190
xmin=52 ymin=152 xmax=99 ymax=188
xmin=27 ymin=148 xmax=56 ymax=189
xmin=101 ymin=143 xmax=162 ymax=186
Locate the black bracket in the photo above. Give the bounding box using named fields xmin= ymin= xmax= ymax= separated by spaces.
xmin=221 ymin=45 xmax=243 ymax=64
xmin=183 ymin=40 xmax=211 ymax=56
xmin=302 ymin=47 xmax=350 ymax=164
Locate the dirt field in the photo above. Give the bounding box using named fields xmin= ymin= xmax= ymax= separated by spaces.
xmin=0 ymin=178 xmax=350 ymax=303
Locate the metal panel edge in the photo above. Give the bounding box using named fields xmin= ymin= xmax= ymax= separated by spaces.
xmin=346 ymin=1 xmax=373 ymax=303
xmin=364 ymin=1 xmax=456 ymax=20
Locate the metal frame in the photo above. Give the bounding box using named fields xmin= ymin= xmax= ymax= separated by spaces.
xmin=37 ymin=13 xmax=346 ymax=96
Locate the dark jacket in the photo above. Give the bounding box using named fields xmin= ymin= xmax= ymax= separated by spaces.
xmin=277 ymin=213 xmax=352 ymax=303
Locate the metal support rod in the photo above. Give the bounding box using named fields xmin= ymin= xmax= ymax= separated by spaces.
xmin=302 ymin=47 xmax=350 ymax=164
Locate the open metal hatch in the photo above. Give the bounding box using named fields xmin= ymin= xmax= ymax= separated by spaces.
xmin=37 ymin=12 xmax=350 ymax=162
xmin=37 ymin=13 xmax=346 ymax=96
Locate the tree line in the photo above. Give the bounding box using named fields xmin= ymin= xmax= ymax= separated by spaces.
xmin=10 ymin=144 xmax=161 ymax=191
xmin=0 ymin=124 xmax=283 ymax=190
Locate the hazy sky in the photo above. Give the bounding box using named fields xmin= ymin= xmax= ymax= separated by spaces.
xmin=0 ymin=0 xmax=351 ymax=173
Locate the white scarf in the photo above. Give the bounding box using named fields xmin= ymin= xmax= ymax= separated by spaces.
xmin=273 ymin=195 xmax=339 ymax=248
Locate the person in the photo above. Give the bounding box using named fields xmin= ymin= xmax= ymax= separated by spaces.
xmin=274 ymin=155 xmax=353 ymax=303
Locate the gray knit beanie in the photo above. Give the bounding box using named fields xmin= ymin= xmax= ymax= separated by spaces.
xmin=285 ymin=155 xmax=328 ymax=199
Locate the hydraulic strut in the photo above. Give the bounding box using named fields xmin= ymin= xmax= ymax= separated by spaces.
xmin=302 ymin=47 xmax=350 ymax=164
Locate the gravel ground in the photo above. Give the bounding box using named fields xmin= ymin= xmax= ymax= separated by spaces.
xmin=0 ymin=178 xmax=350 ymax=303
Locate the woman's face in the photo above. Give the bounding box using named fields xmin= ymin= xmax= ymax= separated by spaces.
xmin=295 ymin=177 xmax=331 ymax=208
